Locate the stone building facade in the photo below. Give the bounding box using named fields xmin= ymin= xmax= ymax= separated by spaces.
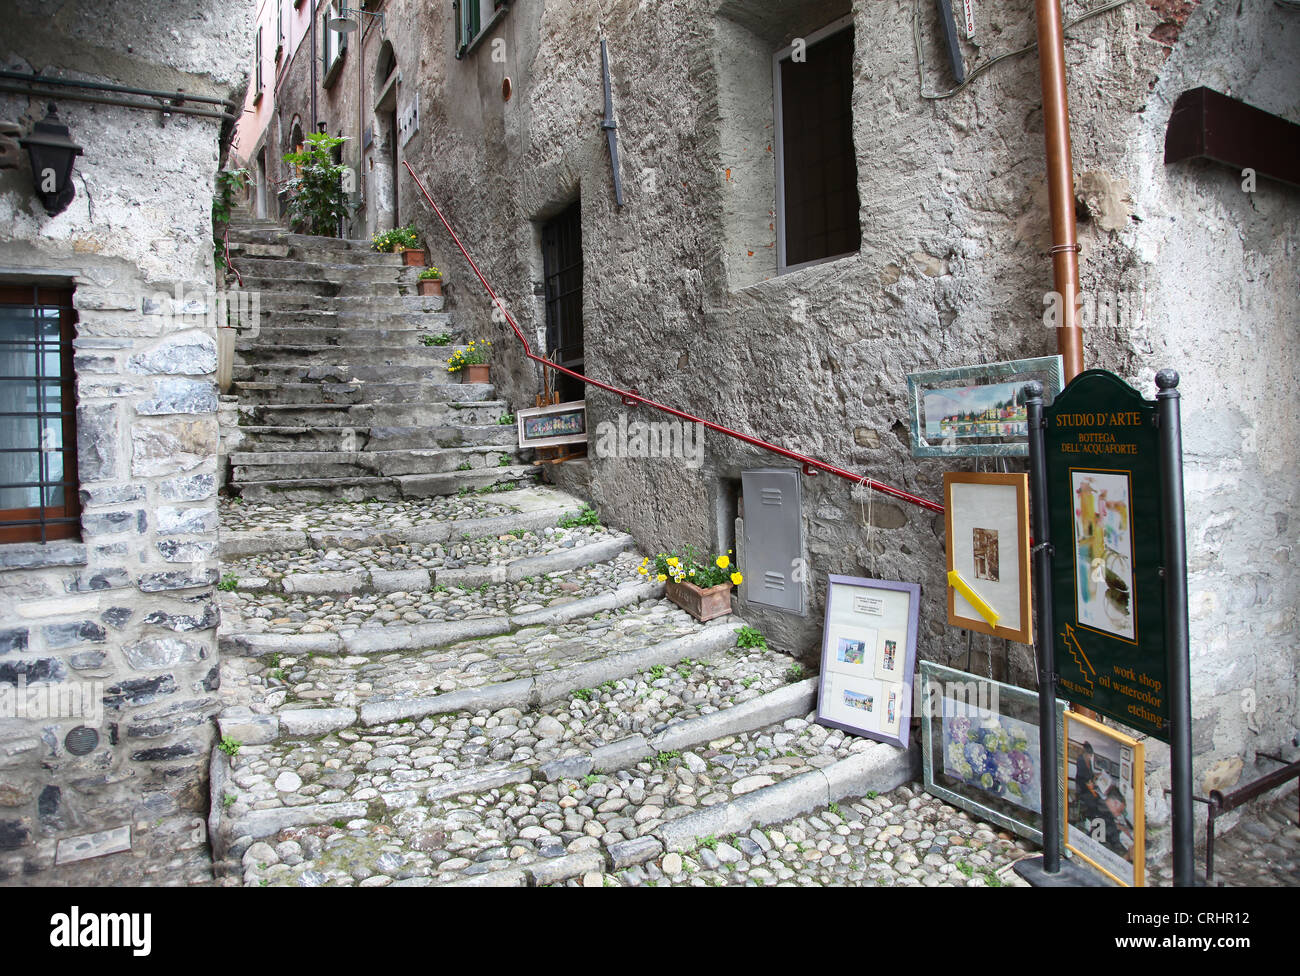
xmin=255 ymin=0 xmax=1299 ymax=869
xmin=0 ymin=2 xmax=249 ymax=878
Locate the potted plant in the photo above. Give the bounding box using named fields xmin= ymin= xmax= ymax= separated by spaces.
xmin=370 ymin=224 xmax=424 ymax=265
xmin=417 ymin=266 xmax=443 ymax=297
xmin=283 ymin=133 xmax=352 ymax=236
xmin=639 ymin=546 xmax=743 ymax=622
xmin=446 ymin=339 xmax=492 ymax=384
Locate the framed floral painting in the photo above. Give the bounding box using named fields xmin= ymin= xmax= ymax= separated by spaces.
xmin=919 ymin=660 xmax=1066 ymax=845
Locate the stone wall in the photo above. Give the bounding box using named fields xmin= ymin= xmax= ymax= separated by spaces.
xmin=0 ymin=0 xmax=250 ymax=878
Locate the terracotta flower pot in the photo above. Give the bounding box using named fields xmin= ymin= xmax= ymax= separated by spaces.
xmin=465 ymin=364 xmax=490 ymax=384
xmin=665 ymin=580 xmax=733 ymax=622
xmin=417 ymin=278 xmax=443 ymax=296
xmin=401 ymin=248 xmax=426 ymax=267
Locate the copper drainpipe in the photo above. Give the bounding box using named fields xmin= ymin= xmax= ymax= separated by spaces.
xmin=1034 ymin=0 xmax=1084 ymax=381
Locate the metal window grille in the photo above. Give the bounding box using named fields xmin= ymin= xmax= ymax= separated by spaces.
xmin=542 ymin=200 xmax=584 ymax=403
xmin=0 ymin=285 xmax=80 ymax=544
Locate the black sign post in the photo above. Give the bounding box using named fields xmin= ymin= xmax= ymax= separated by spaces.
xmin=1013 ymin=381 xmax=1104 ymax=887
xmin=1156 ymin=370 xmax=1194 ymax=886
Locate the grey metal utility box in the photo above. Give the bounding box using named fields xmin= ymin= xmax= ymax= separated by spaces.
xmin=740 ymin=467 xmax=805 ymax=614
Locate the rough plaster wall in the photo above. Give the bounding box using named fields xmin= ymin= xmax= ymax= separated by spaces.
xmin=0 ymin=0 xmax=250 ymax=876
xmin=1124 ymin=1 xmax=1300 ymax=842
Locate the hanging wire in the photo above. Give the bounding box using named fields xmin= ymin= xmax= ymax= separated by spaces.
xmin=913 ymin=0 xmax=1141 ymax=101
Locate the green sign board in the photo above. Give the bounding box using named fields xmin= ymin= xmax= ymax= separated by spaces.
xmin=1045 ymin=370 xmax=1170 ymax=741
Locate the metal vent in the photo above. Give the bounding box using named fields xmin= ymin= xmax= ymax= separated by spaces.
xmin=64 ymin=725 xmax=98 ymax=756
xmin=763 ymin=571 xmax=786 ymax=591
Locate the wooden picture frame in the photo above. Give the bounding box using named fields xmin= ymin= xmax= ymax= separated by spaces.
xmin=815 ymin=575 xmax=921 ymax=749
xmin=1064 ymin=711 xmax=1146 ymax=887
xmin=516 ymin=399 xmax=588 ymax=449
xmin=919 ymin=661 xmax=1067 ymax=845
xmin=944 ymin=471 xmax=1032 ymax=644
xmin=906 ymin=356 xmax=1064 ymax=458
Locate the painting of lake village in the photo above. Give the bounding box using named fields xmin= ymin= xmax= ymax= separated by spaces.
xmin=924 ymin=380 xmax=1029 ymax=441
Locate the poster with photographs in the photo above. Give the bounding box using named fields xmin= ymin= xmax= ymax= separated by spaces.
xmin=817 ymin=576 xmax=920 ymax=748
xmin=1071 ymin=469 xmax=1137 ymax=642
xmin=920 ymin=661 xmax=1067 ymax=845
xmin=1065 ymin=712 xmax=1145 ymax=887
xmin=944 ymin=472 xmax=1032 ymax=644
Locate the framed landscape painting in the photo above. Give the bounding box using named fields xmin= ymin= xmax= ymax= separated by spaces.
xmin=907 ymin=356 xmax=1064 ymax=458
xmin=920 ymin=661 xmax=1067 ymax=845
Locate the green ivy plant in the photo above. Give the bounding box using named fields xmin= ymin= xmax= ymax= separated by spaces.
xmin=283 ymin=132 xmax=352 ymax=236
xmin=212 ymin=167 xmax=250 ymax=269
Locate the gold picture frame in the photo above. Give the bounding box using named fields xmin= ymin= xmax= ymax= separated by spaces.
xmin=943 ymin=471 xmax=1032 ymax=644
xmin=1064 ymin=711 xmax=1145 ymax=887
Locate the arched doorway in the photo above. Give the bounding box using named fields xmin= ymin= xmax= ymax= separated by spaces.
xmin=368 ymin=41 xmax=400 ymax=236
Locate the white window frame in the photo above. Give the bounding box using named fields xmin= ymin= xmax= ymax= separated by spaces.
xmin=772 ymin=14 xmax=858 ymax=275
xmin=322 ymin=1 xmax=348 ymax=88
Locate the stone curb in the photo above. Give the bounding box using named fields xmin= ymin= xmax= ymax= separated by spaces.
xmin=249 ymin=532 xmax=633 ymax=595
xmin=218 ymin=500 xmax=584 ymax=558
xmin=656 ymin=739 xmax=920 ymax=854
xmin=357 ymin=619 xmax=737 ymax=726
xmin=646 ymin=678 xmax=818 ymax=754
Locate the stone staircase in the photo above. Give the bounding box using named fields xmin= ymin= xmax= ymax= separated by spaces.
xmin=222 ymin=215 xmax=535 ymax=502
xmin=207 ymin=216 xmax=1033 ymax=888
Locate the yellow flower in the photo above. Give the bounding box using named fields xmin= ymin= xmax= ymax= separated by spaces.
xmin=730 ymin=572 xmax=743 ymax=586
xmin=688 ymin=568 xmax=696 ymax=575
xmin=715 ymin=555 xmax=730 ymax=569
xmin=638 ymin=565 xmax=648 ymax=575
xmin=656 ymin=573 xmax=667 ymax=582
xmin=666 ymin=557 xmax=679 ymax=567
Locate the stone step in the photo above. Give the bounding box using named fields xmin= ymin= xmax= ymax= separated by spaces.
xmin=236 ymin=400 xmax=511 ymax=429
xmin=229 ymin=380 xmax=493 ymax=405
xmin=226 ymin=529 xmax=637 ymax=597
xmin=234 ymin=422 xmax=517 ymax=453
xmin=231 ymin=360 xmax=467 ymax=384
xmin=231 ymin=446 xmax=532 ymax=482
xmin=233 ymin=257 xmax=424 ymax=284
xmin=251 ymin=293 xmax=448 ymax=315
xmin=218 ymin=488 xmax=587 ymax=557
xmin=227 ymin=245 xmax=408 ymax=268
xmin=226 ymin=227 xmax=375 ymax=251
xmin=238 ymin=326 xmax=459 ymax=348
xmin=230 ymin=468 xmax=538 ymax=503
xmin=234 ymin=275 xmax=414 ymax=299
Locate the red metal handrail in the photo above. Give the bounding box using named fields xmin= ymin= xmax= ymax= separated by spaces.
xmin=403 ymin=160 xmax=943 ymax=515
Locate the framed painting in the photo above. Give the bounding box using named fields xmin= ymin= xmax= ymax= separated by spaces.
xmin=816 ymin=575 xmax=920 ymax=748
xmin=1065 ymin=711 xmax=1146 ymax=887
xmin=944 ymin=471 xmax=1032 ymax=644
xmin=516 ymin=400 xmax=588 ymax=448
xmin=919 ymin=661 xmax=1067 ymax=845
xmin=906 ymin=356 xmax=1064 ymax=458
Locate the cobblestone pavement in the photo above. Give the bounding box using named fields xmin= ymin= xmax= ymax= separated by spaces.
xmin=219 ymin=596 xmax=722 ymax=710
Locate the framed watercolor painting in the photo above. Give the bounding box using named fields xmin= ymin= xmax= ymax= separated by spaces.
xmin=944 ymin=471 xmax=1032 ymax=644
xmin=919 ymin=661 xmax=1067 ymax=845
xmin=1065 ymin=711 xmax=1145 ymax=887
xmin=515 ymin=400 xmax=588 ymax=449
xmin=816 ymin=575 xmax=920 ymax=748
xmin=906 ymin=356 xmax=1064 ymax=458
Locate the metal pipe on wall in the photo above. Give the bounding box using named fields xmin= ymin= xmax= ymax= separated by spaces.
xmin=1033 ymin=0 xmax=1084 ymax=381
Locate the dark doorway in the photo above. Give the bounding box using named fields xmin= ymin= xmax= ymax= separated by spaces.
xmin=777 ymin=23 xmax=860 ymax=269
xmin=541 ymin=200 xmax=584 ymax=403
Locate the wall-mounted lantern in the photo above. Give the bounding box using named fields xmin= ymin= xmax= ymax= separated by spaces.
xmin=19 ymin=104 xmax=83 ymax=216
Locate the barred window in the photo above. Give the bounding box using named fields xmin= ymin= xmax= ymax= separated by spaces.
xmin=0 ymin=285 xmax=80 ymax=544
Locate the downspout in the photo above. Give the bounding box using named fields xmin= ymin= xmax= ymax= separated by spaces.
xmin=311 ymin=2 xmax=318 ymax=130
xmin=1033 ymin=0 xmax=1084 ymax=381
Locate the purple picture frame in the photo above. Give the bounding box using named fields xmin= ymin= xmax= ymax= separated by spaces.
xmin=815 ymin=574 xmax=922 ymax=749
